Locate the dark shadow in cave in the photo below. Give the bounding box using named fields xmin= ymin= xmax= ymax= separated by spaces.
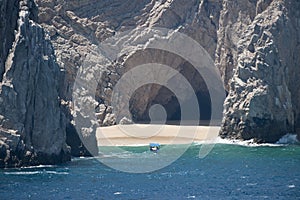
xmin=129 ymin=84 xmax=212 ymax=126
xmin=168 ymin=90 xmax=212 ymax=125
xmin=122 ymin=48 xmax=223 ymax=126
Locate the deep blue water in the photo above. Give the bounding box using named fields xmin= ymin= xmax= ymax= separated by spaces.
xmin=1 ymin=144 xmax=299 ymax=199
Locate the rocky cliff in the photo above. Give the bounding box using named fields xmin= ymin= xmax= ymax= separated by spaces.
xmin=35 ymin=0 xmax=224 ymax=155
xmin=0 ymin=0 xmax=70 ymax=167
xmin=0 ymin=0 xmax=299 ymax=167
xmin=35 ymin=0 xmax=299 ymax=144
xmin=219 ymin=0 xmax=300 ymax=142
xmin=36 ymin=0 xmax=222 ymax=124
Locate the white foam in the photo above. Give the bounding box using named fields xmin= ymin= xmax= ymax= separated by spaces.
xmin=197 ymin=134 xmax=300 ymax=147
xmin=246 ymin=182 xmax=258 ymax=186
xmin=4 ymin=171 xmax=41 ymax=175
xmin=20 ymin=165 xmax=55 ymax=169
xmin=194 ymin=137 xmax=284 ymax=147
xmin=219 ymin=138 xmax=284 ymax=147
xmin=71 ymin=156 xmax=95 ymax=161
xmin=45 ymin=171 xmax=69 ymax=175
xmin=114 ymin=192 xmax=122 ymax=195
xmin=4 ymin=170 xmax=69 ymax=175
xmin=276 ymin=134 xmax=299 ymax=144
xmin=288 ymin=184 xmax=296 ymax=188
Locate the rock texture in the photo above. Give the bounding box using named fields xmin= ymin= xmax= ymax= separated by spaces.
xmin=0 ymin=0 xmax=70 ymax=167
xmin=0 ymin=0 xmax=19 ymax=82
xmin=36 ymin=0 xmax=222 ymax=124
xmin=35 ymin=0 xmax=299 ymax=143
xmin=34 ymin=0 xmax=224 ymax=154
xmin=1 ymin=0 xmax=299 ymax=166
xmin=219 ymin=0 xmax=300 ymax=142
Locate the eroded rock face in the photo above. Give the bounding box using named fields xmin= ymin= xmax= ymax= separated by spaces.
xmin=36 ymin=0 xmax=222 ymax=123
xmin=36 ymin=0 xmax=300 ymax=144
xmin=220 ymin=0 xmax=300 ymax=142
xmin=34 ymin=0 xmax=223 ymax=153
xmin=0 ymin=0 xmax=70 ymax=167
xmin=2 ymin=0 xmax=299 ymax=166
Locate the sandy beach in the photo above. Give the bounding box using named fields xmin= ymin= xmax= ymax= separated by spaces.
xmin=96 ymin=124 xmax=220 ymax=146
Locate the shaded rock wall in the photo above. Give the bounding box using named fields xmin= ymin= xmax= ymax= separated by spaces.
xmin=0 ymin=0 xmax=19 ymax=81
xmin=0 ymin=0 xmax=70 ymax=167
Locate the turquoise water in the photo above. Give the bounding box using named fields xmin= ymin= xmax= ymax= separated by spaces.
xmin=1 ymin=144 xmax=299 ymax=199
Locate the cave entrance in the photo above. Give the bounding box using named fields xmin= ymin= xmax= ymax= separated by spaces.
xmin=129 ymin=85 xmax=211 ymax=126
xmin=124 ymin=48 xmax=216 ymax=126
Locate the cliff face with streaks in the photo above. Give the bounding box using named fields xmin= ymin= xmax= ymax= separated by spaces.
xmin=36 ymin=0 xmax=299 ymax=143
xmin=36 ymin=0 xmax=222 ymax=123
xmin=35 ymin=0 xmax=224 ymax=155
xmin=0 ymin=0 xmax=299 ymax=167
xmin=218 ymin=0 xmax=300 ymax=142
xmin=0 ymin=0 xmax=70 ymax=167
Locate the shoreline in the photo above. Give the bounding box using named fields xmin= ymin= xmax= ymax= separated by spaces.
xmin=96 ymin=124 xmax=220 ymax=146
xmin=96 ymin=125 xmax=300 ymax=147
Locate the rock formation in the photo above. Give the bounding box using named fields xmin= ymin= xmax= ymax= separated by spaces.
xmin=1 ymin=0 xmax=299 ymax=167
xmin=0 ymin=0 xmax=70 ymax=167
xmin=219 ymin=0 xmax=300 ymax=142
xmin=35 ymin=0 xmax=299 ymax=144
xmin=35 ymin=0 xmax=224 ymax=154
xmin=36 ymin=0 xmax=222 ymax=126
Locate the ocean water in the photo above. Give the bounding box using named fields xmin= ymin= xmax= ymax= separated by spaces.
xmin=1 ymin=143 xmax=299 ymax=199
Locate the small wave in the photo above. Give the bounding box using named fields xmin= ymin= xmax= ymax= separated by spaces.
xmin=4 ymin=171 xmax=42 ymax=175
xmin=246 ymin=182 xmax=257 ymax=186
xmin=20 ymin=165 xmax=56 ymax=169
xmin=216 ymin=138 xmax=284 ymax=147
xmin=4 ymin=170 xmax=69 ymax=175
xmin=194 ymin=137 xmax=284 ymax=147
xmin=45 ymin=171 xmax=69 ymax=175
xmin=71 ymin=156 xmax=96 ymax=161
xmin=276 ymin=134 xmax=299 ymax=144
xmin=114 ymin=192 xmax=122 ymax=195
xmin=288 ymin=184 xmax=296 ymax=188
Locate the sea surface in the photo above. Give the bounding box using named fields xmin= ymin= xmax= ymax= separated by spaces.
xmin=1 ymin=142 xmax=299 ymax=199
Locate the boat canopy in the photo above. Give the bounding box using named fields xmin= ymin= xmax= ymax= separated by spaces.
xmin=149 ymin=143 xmax=160 ymax=147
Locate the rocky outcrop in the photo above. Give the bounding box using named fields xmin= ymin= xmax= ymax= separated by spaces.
xmin=36 ymin=0 xmax=222 ymax=124
xmin=35 ymin=0 xmax=300 ymax=143
xmin=1 ymin=0 xmax=299 ymax=166
xmin=0 ymin=0 xmax=70 ymax=167
xmin=220 ymin=0 xmax=300 ymax=142
xmin=215 ymin=0 xmax=259 ymax=91
xmin=33 ymin=0 xmax=223 ymax=154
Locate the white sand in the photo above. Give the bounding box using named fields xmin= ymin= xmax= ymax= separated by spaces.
xmin=96 ymin=124 xmax=220 ymax=146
